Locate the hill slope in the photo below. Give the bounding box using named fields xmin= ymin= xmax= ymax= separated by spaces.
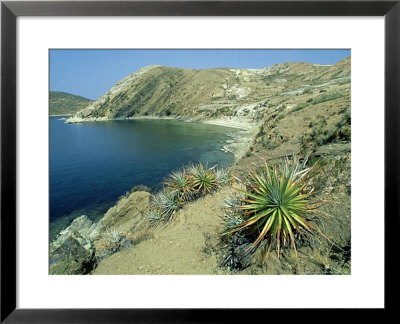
xmin=50 ymin=91 xmax=93 ymax=116
xmin=66 ymin=57 xmax=350 ymax=123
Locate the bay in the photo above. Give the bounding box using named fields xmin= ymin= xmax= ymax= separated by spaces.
xmin=49 ymin=117 xmax=236 ymax=239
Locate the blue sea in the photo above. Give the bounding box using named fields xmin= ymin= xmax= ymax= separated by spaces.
xmin=49 ymin=117 xmax=236 ymax=239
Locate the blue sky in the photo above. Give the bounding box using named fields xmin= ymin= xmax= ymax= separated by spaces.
xmin=50 ymin=49 xmax=351 ymax=100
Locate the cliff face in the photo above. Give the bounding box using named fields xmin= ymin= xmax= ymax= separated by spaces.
xmin=49 ymin=91 xmax=93 ymax=116
xmin=66 ymin=57 xmax=350 ymax=123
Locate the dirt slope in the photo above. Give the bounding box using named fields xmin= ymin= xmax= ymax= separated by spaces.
xmin=93 ymin=187 xmax=233 ymax=275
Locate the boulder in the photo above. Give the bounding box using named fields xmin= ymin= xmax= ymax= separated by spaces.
xmin=52 ymin=215 xmax=101 ymax=249
xmin=50 ymin=215 xmax=100 ymax=275
xmin=49 ymin=232 xmax=95 ymax=275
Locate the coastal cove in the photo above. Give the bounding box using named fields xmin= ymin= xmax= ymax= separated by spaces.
xmin=50 ymin=117 xmax=243 ymax=239
xmin=48 ymin=53 xmax=351 ymax=276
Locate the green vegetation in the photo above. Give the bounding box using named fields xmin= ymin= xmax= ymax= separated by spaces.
xmin=151 ymin=190 xmax=180 ymax=223
xmin=223 ymin=156 xmax=327 ymax=262
xmin=312 ymin=93 xmax=342 ymax=105
xmin=189 ymin=163 xmax=218 ymax=195
xmin=49 ymin=91 xmax=92 ymax=115
xmin=148 ymin=163 xmax=231 ymax=226
xmin=164 ymin=170 xmax=194 ymax=202
xmin=301 ymin=110 xmax=351 ymax=151
xmin=292 ymin=102 xmax=309 ymax=112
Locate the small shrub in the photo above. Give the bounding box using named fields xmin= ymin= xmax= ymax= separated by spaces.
xmin=292 ymin=102 xmax=309 ymax=112
xmin=222 ymin=192 xmax=247 ymax=229
xmin=148 ymin=209 xmax=164 ymax=227
xmin=215 ymin=167 xmax=232 ymax=186
xmin=312 ymin=93 xmax=342 ymax=105
xmin=338 ymin=110 xmax=351 ymax=127
xmin=189 ymin=163 xmax=218 ymax=195
xmin=301 ymin=134 xmax=313 ymax=147
xmin=262 ymin=138 xmax=279 ymax=149
xmin=149 ymin=163 xmax=232 ymax=227
xmin=152 ymin=190 xmax=180 ymax=221
xmin=164 ymin=170 xmax=194 ymax=203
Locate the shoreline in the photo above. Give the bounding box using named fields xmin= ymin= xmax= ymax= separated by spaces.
xmin=65 ymin=114 xmax=260 ymax=162
xmin=66 ymin=115 xmax=252 ymax=130
xmin=50 ymin=115 xmax=259 ymax=241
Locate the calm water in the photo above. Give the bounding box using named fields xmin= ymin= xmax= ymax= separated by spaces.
xmin=50 ymin=117 xmax=236 ymax=238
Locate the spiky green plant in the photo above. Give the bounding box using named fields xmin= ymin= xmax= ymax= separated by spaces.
xmin=188 ymin=163 xmax=218 ymax=195
xmin=215 ymin=166 xmax=232 ymax=186
xmin=222 ymin=192 xmax=246 ymax=229
xmin=164 ymin=169 xmax=194 ymax=203
xmin=226 ymin=156 xmax=327 ymax=261
xmin=152 ymin=189 xmax=180 ymax=221
xmin=148 ymin=209 xmax=164 ymax=227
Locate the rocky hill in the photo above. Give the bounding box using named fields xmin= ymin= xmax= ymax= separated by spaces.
xmin=66 ymin=57 xmax=350 ymax=123
xmin=50 ymin=91 xmax=92 ymax=116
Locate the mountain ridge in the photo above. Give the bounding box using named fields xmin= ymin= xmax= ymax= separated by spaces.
xmin=66 ymin=57 xmax=350 ymax=124
xmin=50 ymin=91 xmax=93 ymax=116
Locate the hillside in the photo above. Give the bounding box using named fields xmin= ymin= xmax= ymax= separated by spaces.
xmin=66 ymin=57 xmax=350 ymax=123
xmin=50 ymin=91 xmax=92 ymax=116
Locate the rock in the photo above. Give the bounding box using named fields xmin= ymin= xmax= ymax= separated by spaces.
xmin=52 ymin=215 xmax=101 ymax=250
xmin=49 ymin=192 xmax=151 ymax=274
xmin=49 ymin=232 xmax=95 ymax=275
xmin=100 ymin=191 xmax=152 ymax=234
xmin=50 ymin=215 xmax=101 ymax=275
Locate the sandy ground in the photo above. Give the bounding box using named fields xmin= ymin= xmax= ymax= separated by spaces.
xmin=93 ymin=187 xmax=234 ymax=275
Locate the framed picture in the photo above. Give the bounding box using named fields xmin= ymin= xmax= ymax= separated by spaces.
xmin=1 ymin=0 xmax=398 ymax=321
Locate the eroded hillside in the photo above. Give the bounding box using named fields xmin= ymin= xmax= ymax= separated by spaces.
xmin=66 ymin=57 xmax=350 ymax=123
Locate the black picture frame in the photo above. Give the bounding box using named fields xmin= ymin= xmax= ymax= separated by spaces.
xmin=1 ymin=0 xmax=399 ymax=322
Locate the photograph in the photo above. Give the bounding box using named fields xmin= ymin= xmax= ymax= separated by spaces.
xmin=48 ymin=49 xmax=351 ymax=275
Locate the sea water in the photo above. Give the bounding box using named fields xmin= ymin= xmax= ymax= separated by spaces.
xmin=49 ymin=117 xmax=236 ymax=239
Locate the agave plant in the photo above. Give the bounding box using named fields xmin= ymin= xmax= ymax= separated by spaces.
xmin=226 ymin=155 xmax=326 ymax=261
xmin=152 ymin=189 xmax=180 ymax=221
xmin=164 ymin=169 xmax=194 ymax=203
xmin=215 ymin=166 xmax=232 ymax=186
xmin=106 ymin=227 xmax=121 ymax=243
xmin=222 ymin=192 xmax=246 ymax=229
xmin=148 ymin=209 xmax=164 ymax=227
xmin=188 ymin=163 xmax=218 ymax=195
